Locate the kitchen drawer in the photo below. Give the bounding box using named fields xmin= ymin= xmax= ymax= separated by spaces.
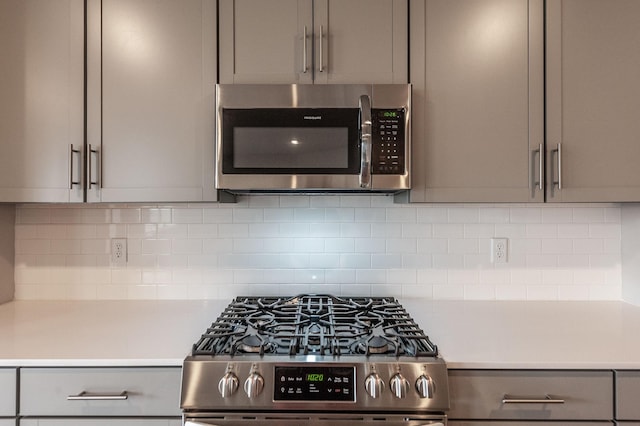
xmin=616 ymin=371 xmax=640 ymax=420
xmin=0 ymin=368 xmax=16 ymax=416
xmin=448 ymin=422 xmax=611 ymax=426
xmin=20 ymin=420 xmax=181 ymax=426
xmin=448 ymin=370 xmax=613 ymax=421
xmin=20 ymin=367 xmax=181 ymax=417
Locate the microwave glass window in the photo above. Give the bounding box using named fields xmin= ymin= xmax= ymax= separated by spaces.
xmin=233 ymin=127 xmax=349 ymax=169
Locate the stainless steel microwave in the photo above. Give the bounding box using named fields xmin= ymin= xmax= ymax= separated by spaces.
xmin=215 ymin=84 xmax=411 ymax=194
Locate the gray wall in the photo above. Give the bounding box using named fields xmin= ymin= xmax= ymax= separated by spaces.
xmin=0 ymin=205 xmax=15 ymax=303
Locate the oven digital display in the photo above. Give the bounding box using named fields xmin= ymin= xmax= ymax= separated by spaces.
xmin=274 ymin=366 xmax=355 ymax=402
xmin=306 ymin=373 xmax=324 ymax=382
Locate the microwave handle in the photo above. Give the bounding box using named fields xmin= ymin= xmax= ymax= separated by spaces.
xmin=359 ymin=94 xmax=372 ymax=188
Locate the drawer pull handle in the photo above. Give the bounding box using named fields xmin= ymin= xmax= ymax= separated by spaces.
xmin=67 ymin=391 xmax=129 ymax=401
xmin=502 ymin=394 xmax=565 ymax=404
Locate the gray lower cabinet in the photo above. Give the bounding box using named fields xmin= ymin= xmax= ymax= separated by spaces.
xmin=449 ymin=423 xmax=610 ymax=426
xmin=616 ymin=371 xmax=640 ymax=422
xmin=19 ymin=367 xmax=181 ymax=419
xmin=20 ymin=421 xmax=180 ymax=426
xmin=448 ymin=370 xmax=614 ymax=422
xmin=0 ymin=369 xmax=16 ymax=417
xmin=0 ymin=421 xmax=15 ymax=426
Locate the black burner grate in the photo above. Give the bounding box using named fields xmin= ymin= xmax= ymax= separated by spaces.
xmin=192 ymin=294 xmax=438 ymax=358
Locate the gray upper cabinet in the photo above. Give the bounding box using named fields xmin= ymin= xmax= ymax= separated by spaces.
xmin=0 ymin=0 xmax=84 ymax=203
xmin=219 ymin=0 xmax=408 ymax=84
xmin=546 ymin=0 xmax=640 ymax=202
xmin=409 ymin=0 xmax=544 ymax=202
xmin=86 ymin=0 xmax=217 ymax=203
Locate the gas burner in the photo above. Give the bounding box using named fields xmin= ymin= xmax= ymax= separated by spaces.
xmin=190 ymin=294 xmax=438 ymax=358
xmin=357 ymin=335 xmax=391 ymax=354
xmin=233 ymin=334 xmax=277 ymax=355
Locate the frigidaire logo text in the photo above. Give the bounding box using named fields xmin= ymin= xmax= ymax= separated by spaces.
xmin=303 ymin=116 xmax=322 ymax=120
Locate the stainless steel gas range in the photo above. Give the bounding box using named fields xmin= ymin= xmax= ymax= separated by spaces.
xmin=181 ymin=295 xmax=449 ymax=426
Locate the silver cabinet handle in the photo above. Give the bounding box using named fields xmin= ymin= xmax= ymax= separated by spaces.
xmin=552 ymin=143 xmax=562 ymax=190
xmin=532 ymin=143 xmax=544 ymax=191
xmin=69 ymin=144 xmax=81 ymax=189
xmin=318 ymin=25 xmax=325 ymax=73
xmin=502 ymin=394 xmax=565 ymax=404
xmin=302 ymin=25 xmax=308 ymax=73
xmin=88 ymin=144 xmax=100 ymax=189
xmin=359 ymin=94 xmax=372 ymax=189
xmin=67 ymin=390 xmax=128 ymax=401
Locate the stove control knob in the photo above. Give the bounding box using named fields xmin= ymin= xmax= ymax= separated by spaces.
xmin=244 ymin=372 xmax=265 ymax=398
xmin=218 ymin=372 xmax=239 ymax=398
xmin=416 ymin=374 xmax=436 ymax=399
xmin=389 ymin=373 xmax=409 ymax=399
xmin=365 ymin=373 xmax=385 ymax=399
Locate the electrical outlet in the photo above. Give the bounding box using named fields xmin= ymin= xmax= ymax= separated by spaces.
xmin=111 ymin=238 xmax=127 ymax=267
xmin=491 ymin=238 xmax=508 ymax=264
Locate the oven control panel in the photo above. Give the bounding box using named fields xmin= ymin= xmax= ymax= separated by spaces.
xmin=274 ymin=366 xmax=356 ymax=402
xmin=371 ymin=109 xmax=406 ymax=175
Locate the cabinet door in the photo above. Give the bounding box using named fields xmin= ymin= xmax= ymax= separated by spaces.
xmin=448 ymin=423 xmax=611 ymax=426
xmin=313 ymin=0 xmax=408 ymax=84
xmin=546 ymin=0 xmax=640 ymax=202
xmin=87 ymin=0 xmax=217 ymax=203
xmin=219 ymin=0 xmax=314 ymax=84
xmin=409 ymin=0 xmax=544 ymax=202
xmin=219 ymin=0 xmax=407 ymax=85
xmin=0 ymin=369 xmax=16 ymax=417
xmin=448 ymin=370 xmax=613 ymax=421
xmin=616 ymin=371 xmax=640 ymax=420
xmin=20 ymin=367 xmax=181 ymax=417
xmin=0 ymin=0 xmax=84 ymax=203
xmin=19 ymin=420 xmax=180 ymax=426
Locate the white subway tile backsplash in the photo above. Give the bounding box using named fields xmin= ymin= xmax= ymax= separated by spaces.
xmin=478 ymin=207 xmax=510 ymax=224
xmin=448 ymin=208 xmax=478 ymax=224
xmin=558 ymin=224 xmax=590 ymax=238
xmin=541 ymin=207 xmax=573 ymax=223
xmin=402 ymin=254 xmax=432 ymax=269
xmin=385 ymin=208 xmax=416 ymax=223
xmin=417 ymin=207 xmax=448 ymax=223
xmin=172 ymin=208 xmax=203 ymax=224
xmin=572 ymin=207 xmax=605 ymax=223
xmin=510 ymin=207 xmax=542 ymax=223
xmin=340 ymin=254 xmax=371 ymax=269
xmin=433 ymin=224 xmax=464 ymax=238
xmin=141 ymin=208 xmax=171 ymax=224
xmin=279 ymin=195 xmax=310 ymax=208
xmin=13 ymin=199 xmax=623 ymax=301
xmin=340 ymin=223 xmax=371 ymax=238
xmin=112 ymin=208 xmax=141 ymax=224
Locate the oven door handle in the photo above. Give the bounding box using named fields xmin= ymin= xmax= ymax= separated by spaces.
xmin=359 ymin=94 xmax=372 ymax=189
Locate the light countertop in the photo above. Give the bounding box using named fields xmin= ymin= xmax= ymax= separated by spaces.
xmin=1 ymin=299 xmax=640 ymax=369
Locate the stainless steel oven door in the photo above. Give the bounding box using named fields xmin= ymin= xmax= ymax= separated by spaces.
xmin=185 ymin=413 xmax=446 ymax=426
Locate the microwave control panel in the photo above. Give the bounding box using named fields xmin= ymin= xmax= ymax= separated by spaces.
xmin=371 ymin=109 xmax=406 ymax=174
